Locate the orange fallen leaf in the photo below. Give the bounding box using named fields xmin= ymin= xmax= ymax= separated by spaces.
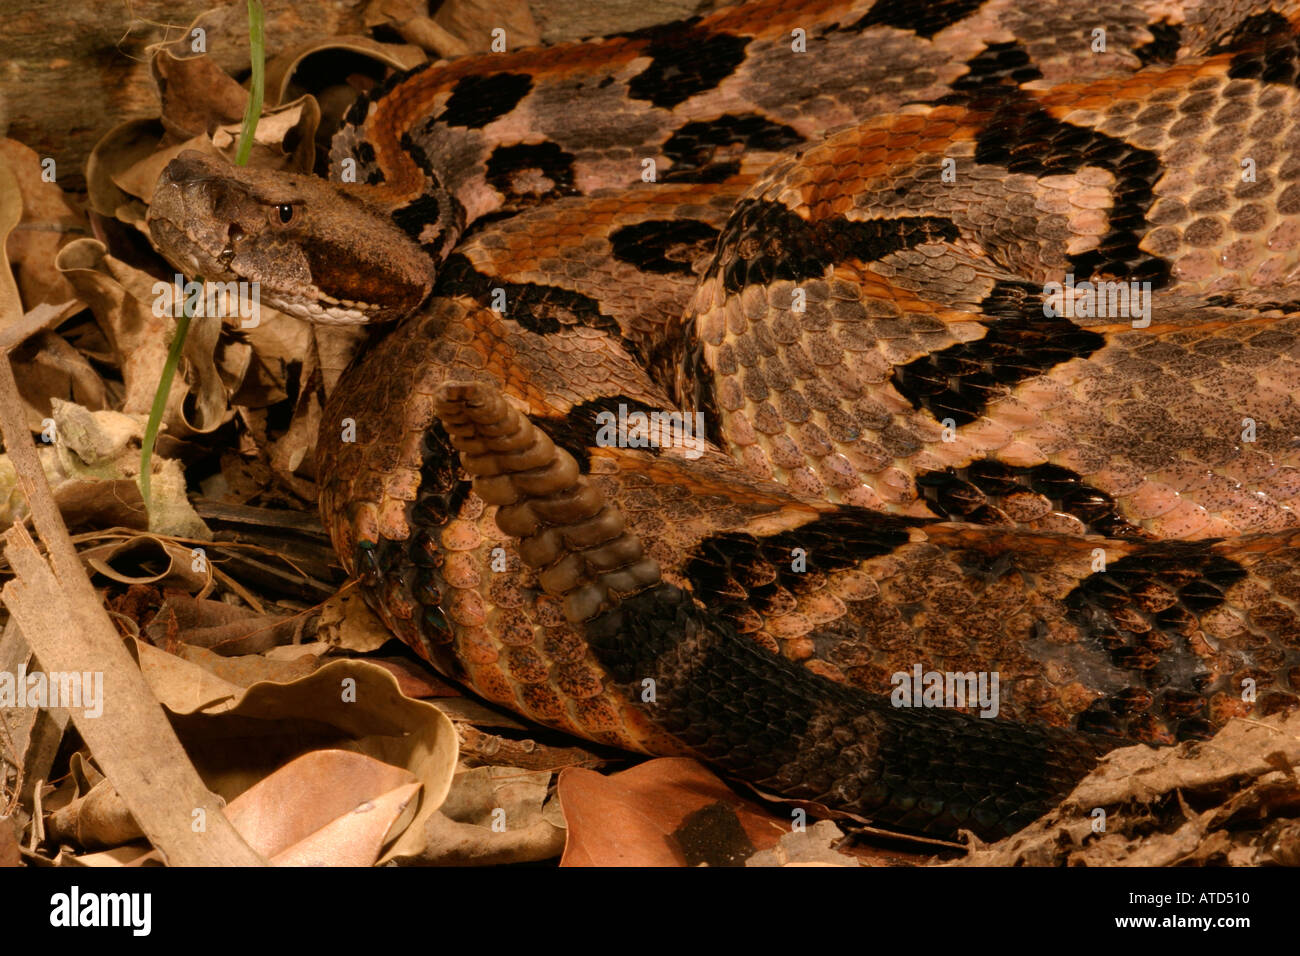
xmin=224 ymin=749 xmax=419 ymax=865
xmin=558 ymin=757 xmax=789 ymax=867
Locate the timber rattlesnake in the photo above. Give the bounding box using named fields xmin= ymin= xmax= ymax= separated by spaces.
xmin=149 ymin=0 xmax=1300 ymax=839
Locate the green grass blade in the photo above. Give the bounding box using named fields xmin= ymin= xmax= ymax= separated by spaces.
xmin=141 ymin=0 xmax=265 ymax=511
xmin=139 ymin=292 xmax=193 ymax=509
xmin=235 ymin=0 xmax=266 ymax=168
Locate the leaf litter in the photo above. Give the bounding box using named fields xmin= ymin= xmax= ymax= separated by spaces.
xmin=0 ymin=0 xmax=1296 ymax=868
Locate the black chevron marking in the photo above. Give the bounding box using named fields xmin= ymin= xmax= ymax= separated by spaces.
xmin=609 ymin=219 xmax=721 ymax=276
xmin=662 ymin=113 xmax=804 ymax=183
xmin=1135 ymin=21 xmax=1182 ymax=65
xmin=1063 ymin=541 xmax=1248 ymax=741
xmin=913 ymin=460 xmax=1151 ymax=538
xmin=484 ymin=141 xmax=579 ymax=207
xmin=583 ymin=582 xmax=1107 ymax=838
xmin=972 ymin=100 xmax=1171 ymax=286
xmin=625 ymin=22 xmax=751 ymax=109
xmin=440 ymin=72 xmax=534 ymax=129
xmin=437 ymin=252 xmax=636 ymax=356
xmin=710 ymin=201 xmax=960 ymax=295
xmin=684 ymin=509 xmax=926 ymax=616
xmin=534 ymin=395 xmax=671 ymax=470
xmin=1206 ymin=10 xmax=1292 ymax=55
xmin=948 ymin=40 xmax=1043 ymax=94
xmin=890 ymin=281 xmax=1105 ymax=426
xmin=845 ymin=0 xmax=988 ymax=40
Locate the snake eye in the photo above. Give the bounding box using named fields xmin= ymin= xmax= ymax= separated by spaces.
xmin=274 ymin=204 xmax=295 ymax=225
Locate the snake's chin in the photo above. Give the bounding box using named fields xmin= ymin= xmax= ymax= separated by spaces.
xmin=260 ymin=295 xmax=372 ymax=326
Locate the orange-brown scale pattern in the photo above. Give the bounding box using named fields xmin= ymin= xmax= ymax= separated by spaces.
xmin=305 ymin=1 xmax=1300 ymax=798
xmin=688 ymin=50 xmax=1300 ymax=535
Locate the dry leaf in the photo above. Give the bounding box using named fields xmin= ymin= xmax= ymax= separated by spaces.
xmin=131 ymin=653 xmax=458 ymax=860
xmin=10 ymin=327 xmax=109 ymax=433
xmin=56 ymin=238 xmax=185 ymax=420
xmin=558 ymin=757 xmax=789 ymax=867
xmin=12 ymin=399 xmax=208 ymax=538
xmin=224 ymin=749 xmax=419 ymax=865
xmin=0 ymin=816 xmax=21 ymax=867
xmin=0 ymin=617 xmax=71 ymax=818
xmin=458 ymin=724 xmax=603 ymax=773
xmin=141 ymin=592 xmax=300 ymax=655
xmin=745 ymin=820 xmax=859 ymax=867
xmin=432 ymin=0 xmax=540 ymax=52
xmin=365 ymin=656 xmax=462 ymax=699
xmin=0 ymin=140 xmax=85 ymax=308
xmin=152 ymin=51 xmax=248 ymax=140
xmin=46 ymin=778 xmax=142 ymax=850
xmin=209 ymin=96 xmax=323 ymax=174
xmin=318 ymin=587 xmax=395 ymax=654
xmin=175 ymin=644 xmax=324 ymax=688
xmin=84 ymin=119 xmax=166 ymax=224
xmin=529 ymin=0 xmax=705 ymax=43
xmin=127 ymin=637 xmax=245 ymax=714
xmin=953 ymin=711 xmax=1300 ymax=866
xmin=0 ymin=160 xmax=24 ymax=326
xmin=55 ymin=844 xmax=160 ymax=867
xmin=81 ymin=536 xmax=210 ymax=590
xmin=263 ymin=35 xmax=424 ymax=108
xmin=399 ymin=766 xmax=565 ymax=865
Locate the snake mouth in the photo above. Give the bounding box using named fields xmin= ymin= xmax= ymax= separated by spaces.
xmin=147 ymin=180 xmax=236 ymax=279
xmin=146 ymin=204 xmax=234 ymax=284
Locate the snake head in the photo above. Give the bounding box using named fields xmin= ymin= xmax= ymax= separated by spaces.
xmin=148 ymin=150 xmax=433 ymax=325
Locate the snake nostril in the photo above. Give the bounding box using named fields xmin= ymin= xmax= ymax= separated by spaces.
xmin=227 ymin=222 xmax=245 ymax=244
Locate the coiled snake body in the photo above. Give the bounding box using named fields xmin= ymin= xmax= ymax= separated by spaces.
xmin=150 ymin=0 xmax=1300 ymax=839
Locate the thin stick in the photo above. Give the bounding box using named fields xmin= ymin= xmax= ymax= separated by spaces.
xmin=0 ymin=358 xmax=264 ymax=864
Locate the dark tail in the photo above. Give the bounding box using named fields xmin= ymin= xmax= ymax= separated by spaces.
xmin=433 ymin=381 xmax=1111 ymax=839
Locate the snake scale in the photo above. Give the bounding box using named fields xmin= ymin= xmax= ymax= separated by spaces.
xmin=148 ymin=0 xmax=1300 ymax=840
